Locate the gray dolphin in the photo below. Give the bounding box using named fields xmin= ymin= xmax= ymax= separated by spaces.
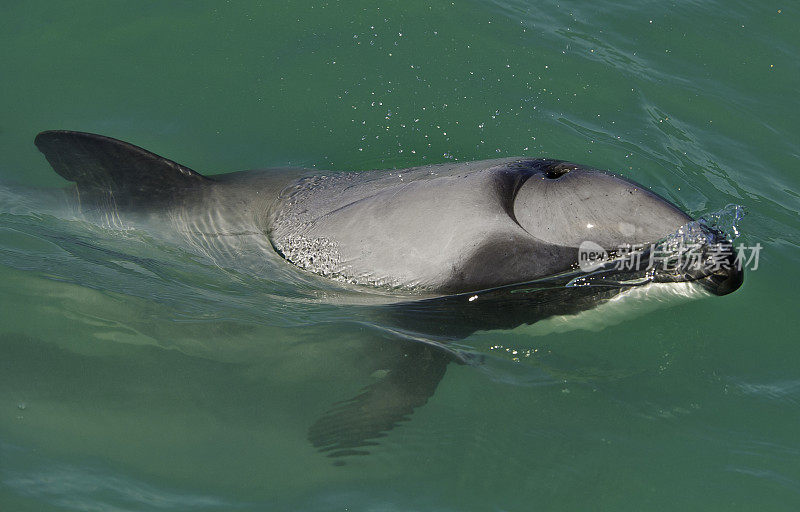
xmin=34 ymin=130 xmax=743 ymax=457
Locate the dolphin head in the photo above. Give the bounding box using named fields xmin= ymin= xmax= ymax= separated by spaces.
xmin=513 ymin=160 xmax=743 ymax=294
xmin=449 ymin=159 xmax=743 ymax=296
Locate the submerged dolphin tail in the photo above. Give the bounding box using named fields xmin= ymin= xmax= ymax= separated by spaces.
xmin=34 ymin=130 xmax=212 ymax=210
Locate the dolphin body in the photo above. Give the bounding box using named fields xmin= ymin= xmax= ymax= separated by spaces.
xmin=34 ymin=130 xmax=742 ymax=457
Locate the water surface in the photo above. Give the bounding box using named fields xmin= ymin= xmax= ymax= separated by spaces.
xmin=1 ymin=1 xmax=799 ymax=510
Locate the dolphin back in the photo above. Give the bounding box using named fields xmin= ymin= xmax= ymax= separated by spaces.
xmin=34 ymin=130 xmax=213 ymax=211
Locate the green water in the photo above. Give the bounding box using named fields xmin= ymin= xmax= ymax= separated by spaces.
xmin=1 ymin=1 xmax=798 ymax=510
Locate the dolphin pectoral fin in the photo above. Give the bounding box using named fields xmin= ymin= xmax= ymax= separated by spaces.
xmin=34 ymin=130 xmax=211 ymax=211
xmin=307 ymin=341 xmax=452 ymax=459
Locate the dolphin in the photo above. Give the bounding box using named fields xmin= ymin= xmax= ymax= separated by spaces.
xmin=33 ymin=130 xmax=743 ymax=457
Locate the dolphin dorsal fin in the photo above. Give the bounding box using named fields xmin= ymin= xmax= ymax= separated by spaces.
xmin=34 ymin=130 xmax=212 ymax=210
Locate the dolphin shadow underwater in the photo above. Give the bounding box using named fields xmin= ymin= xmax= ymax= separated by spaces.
xmin=33 ymin=130 xmax=743 ymax=458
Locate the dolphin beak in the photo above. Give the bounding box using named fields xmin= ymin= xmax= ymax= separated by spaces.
xmin=649 ymin=234 xmax=745 ymax=296
xmin=696 ymin=250 xmax=744 ymax=296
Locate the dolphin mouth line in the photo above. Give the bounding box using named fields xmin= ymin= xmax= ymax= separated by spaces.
xmin=566 ymin=243 xmax=743 ymax=297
